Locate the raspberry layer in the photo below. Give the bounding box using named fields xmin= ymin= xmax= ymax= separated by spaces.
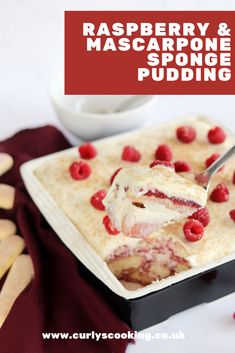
xmin=144 ymin=189 xmax=200 ymax=208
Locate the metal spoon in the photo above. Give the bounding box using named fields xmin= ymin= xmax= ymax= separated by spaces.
xmin=195 ymin=145 xmax=235 ymax=190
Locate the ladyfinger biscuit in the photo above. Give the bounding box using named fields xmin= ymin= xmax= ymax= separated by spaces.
xmin=0 ymin=255 xmax=34 ymax=327
xmin=0 ymin=153 xmax=13 ymax=177
xmin=0 ymin=235 xmax=25 ymax=279
xmin=0 ymin=184 xmax=15 ymax=209
xmin=0 ymin=219 xmax=17 ymax=240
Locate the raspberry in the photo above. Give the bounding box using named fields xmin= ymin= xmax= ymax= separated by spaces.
xmin=210 ymin=183 xmax=229 ymax=202
xmin=121 ymin=146 xmax=141 ymax=162
xmin=90 ymin=190 xmax=106 ymax=211
xmin=208 ymin=126 xmax=226 ymax=144
xmin=110 ymin=168 xmax=122 ymax=185
xmin=233 ymin=171 xmax=235 ymax=185
xmin=205 ymin=153 xmax=223 ymax=171
xmin=189 ymin=207 xmax=210 ymax=227
xmin=79 ymin=143 xmax=97 ymax=159
xmin=183 ymin=219 xmax=204 ymax=242
xmin=176 ymin=126 xmax=196 ymax=143
xmin=154 ymin=144 xmax=173 ymax=162
xmin=69 ymin=161 xmax=91 ymax=180
xmin=233 ymin=312 xmax=235 ymax=320
xmin=229 ymin=210 xmax=235 ymax=222
xmin=103 ymin=215 xmax=120 ymax=235
xmin=150 ymin=160 xmax=174 ymax=169
xmin=174 ymin=161 xmax=191 ymax=173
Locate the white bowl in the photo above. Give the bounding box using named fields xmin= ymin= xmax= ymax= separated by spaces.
xmin=49 ymin=72 xmax=158 ymax=141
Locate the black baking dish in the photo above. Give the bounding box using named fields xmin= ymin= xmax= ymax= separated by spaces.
xmin=80 ymin=258 xmax=235 ymax=331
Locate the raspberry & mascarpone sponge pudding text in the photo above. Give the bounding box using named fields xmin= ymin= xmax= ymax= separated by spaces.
xmin=35 ymin=117 xmax=235 ymax=288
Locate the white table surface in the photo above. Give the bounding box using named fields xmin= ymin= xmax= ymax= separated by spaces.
xmin=0 ymin=1 xmax=235 ymax=352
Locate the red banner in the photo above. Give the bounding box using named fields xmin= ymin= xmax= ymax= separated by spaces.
xmin=65 ymin=11 xmax=235 ymax=94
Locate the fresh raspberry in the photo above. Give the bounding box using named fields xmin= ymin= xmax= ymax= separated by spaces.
xmin=233 ymin=171 xmax=235 ymax=185
xmin=79 ymin=143 xmax=97 ymax=159
xmin=210 ymin=183 xmax=229 ymax=202
xmin=69 ymin=161 xmax=91 ymax=180
xmin=154 ymin=144 xmax=173 ymax=162
xmin=121 ymin=146 xmax=141 ymax=162
xmin=229 ymin=210 xmax=235 ymax=222
xmin=233 ymin=312 xmax=235 ymax=320
xmin=208 ymin=126 xmax=226 ymax=144
xmin=110 ymin=168 xmax=122 ymax=185
xmin=174 ymin=161 xmax=191 ymax=173
xmin=90 ymin=190 xmax=106 ymax=211
xmin=150 ymin=160 xmax=174 ymax=169
xmin=103 ymin=215 xmax=120 ymax=235
xmin=189 ymin=207 xmax=210 ymax=227
xmin=205 ymin=153 xmax=223 ymax=171
xmin=183 ymin=219 xmax=204 ymax=242
xmin=176 ymin=126 xmax=196 ymax=143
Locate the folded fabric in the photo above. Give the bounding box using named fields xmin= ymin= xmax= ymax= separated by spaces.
xmin=0 ymin=126 xmax=133 ymax=353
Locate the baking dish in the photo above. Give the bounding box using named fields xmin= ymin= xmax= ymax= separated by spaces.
xmin=20 ymin=115 xmax=235 ymax=329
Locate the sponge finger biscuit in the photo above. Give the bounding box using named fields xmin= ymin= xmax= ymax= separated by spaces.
xmin=0 ymin=255 xmax=34 ymax=327
xmin=0 ymin=153 xmax=13 ymax=177
xmin=0 ymin=220 xmax=17 ymax=240
xmin=0 ymin=235 xmax=25 ymax=279
xmin=0 ymin=184 xmax=15 ymax=209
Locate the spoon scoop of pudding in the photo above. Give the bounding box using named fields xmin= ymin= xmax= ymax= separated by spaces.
xmin=103 ymin=162 xmax=207 ymax=238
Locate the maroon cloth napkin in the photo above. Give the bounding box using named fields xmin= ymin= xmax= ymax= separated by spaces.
xmin=0 ymin=126 xmax=133 ymax=353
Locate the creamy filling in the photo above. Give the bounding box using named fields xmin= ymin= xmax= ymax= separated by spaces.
xmin=103 ymin=165 xmax=207 ymax=238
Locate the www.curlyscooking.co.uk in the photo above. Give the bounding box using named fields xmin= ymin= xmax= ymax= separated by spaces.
xmin=42 ymin=330 xmax=186 ymax=342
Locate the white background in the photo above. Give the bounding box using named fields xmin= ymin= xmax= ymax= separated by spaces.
xmin=0 ymin=1 xmax=235 ymax=352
